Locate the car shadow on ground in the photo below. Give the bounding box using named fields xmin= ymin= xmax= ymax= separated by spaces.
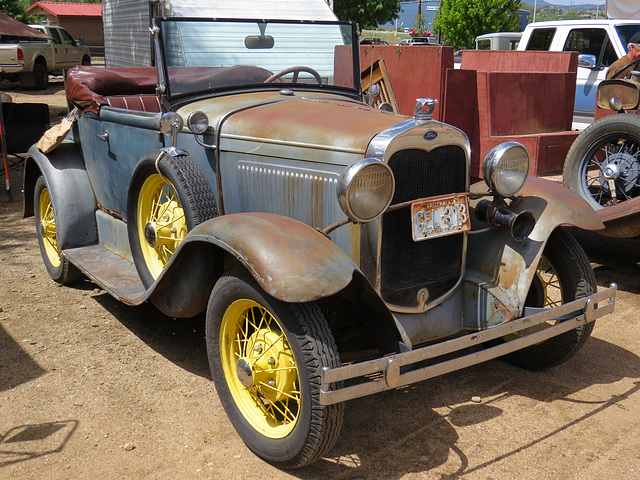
xmin=81 ymin=282 xmax=640 ymax=480
xmin=300 ymin=335 xmax=640 ymax=479
xmin=90 ymin=293 xmax=211 ymax=380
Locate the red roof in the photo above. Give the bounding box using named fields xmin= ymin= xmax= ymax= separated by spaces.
xmin=27 ymin=2 xmax=102 ymax=17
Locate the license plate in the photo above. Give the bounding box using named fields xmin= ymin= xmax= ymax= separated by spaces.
xmin=410 ymin=194 xmax=471 ymax=241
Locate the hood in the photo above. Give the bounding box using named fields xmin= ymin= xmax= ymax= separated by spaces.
xmin=178 ymin=91 xmax=408 ymax=157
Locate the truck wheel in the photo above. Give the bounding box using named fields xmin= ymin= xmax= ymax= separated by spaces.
xmin=564 ymin=113 xmax=640 ymax=209
xmin=206 ymin=268 xmax=344 ymax=469
xmin=33 ymin=62 xmax=48 ymax=90
xmin=127 ymin=151 xmax=217 ymax=287
xmin=34 ymin=177 xmax=82 ymax=284
xmin=81 ymin=56 xmax=91 ymax=66
xmin=502 ymin=228 xmax=596 ymax=370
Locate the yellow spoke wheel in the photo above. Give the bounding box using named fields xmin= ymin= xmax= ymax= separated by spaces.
xmin=207 ymin=269 xmax=343 ymax=468
xmin=128 ymin=152 xmax=217 ymax=287
xmin=38 ymin=184 xmax=61 ymax=268
xmin=136 ymin=173 xmax=187 ymax=280
xmin=220 ymin=299 xmax=300 ymax=438
xmin=33 ymin=177 xmax=82 ymax=284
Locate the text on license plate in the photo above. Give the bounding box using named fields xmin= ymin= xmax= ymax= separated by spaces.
xmin=410 ymin=194 xmax=471 ymax=241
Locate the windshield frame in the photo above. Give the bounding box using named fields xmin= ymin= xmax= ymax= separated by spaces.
xmin=155 ymin=17 xmax=362 ymax=103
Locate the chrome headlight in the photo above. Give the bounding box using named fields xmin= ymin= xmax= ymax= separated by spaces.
xmin=482 ymin=142 xmax=530 ymax=197
xmin=338 ymin=159 xmax=395 ymax=223
xmin=187 ymin=111 xmax=209 ymax=134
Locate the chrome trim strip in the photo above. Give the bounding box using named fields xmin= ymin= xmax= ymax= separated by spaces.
xmin=221 ymin=133 xmax=365 ymax=155
xmin=320 ymin=285 xmax=617 ymax=405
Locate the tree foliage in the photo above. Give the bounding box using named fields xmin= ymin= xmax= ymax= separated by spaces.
xmin=333 ymin=0 xmax=400 ymax=30
xmin=434 ymin=0 xmax=521 ymax=49
xmin=0 ymin=0 xmax=35 ymax=23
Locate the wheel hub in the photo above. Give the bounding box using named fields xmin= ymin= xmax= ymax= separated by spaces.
xmin=599 ymin=152 xmax=640 ymax=196
xmin=144 ymin=222 xmax=157 ymax=247
xmin=236 ymin=358 xmax=254 ymax=388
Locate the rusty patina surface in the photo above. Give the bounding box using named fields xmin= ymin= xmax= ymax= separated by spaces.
xmin=179 ymin=92 xmax=404 ymax=158
xmin=184 ymin=212 xmax=358 ymax=303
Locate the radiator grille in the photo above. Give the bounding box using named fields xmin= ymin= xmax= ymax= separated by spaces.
xmin=380 ymin=146 xmax=467 ymax=306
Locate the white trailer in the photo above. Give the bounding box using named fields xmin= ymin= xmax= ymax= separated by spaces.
xmin=103 ymin=0 xmax=337 ymax=67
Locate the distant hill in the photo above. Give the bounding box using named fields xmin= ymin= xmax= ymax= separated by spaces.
xmin=520 ymin=0 xmax=600 ymax=7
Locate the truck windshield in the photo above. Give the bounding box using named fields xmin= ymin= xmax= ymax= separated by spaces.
xmin=158 ymin=18 xmax=358 ymax=98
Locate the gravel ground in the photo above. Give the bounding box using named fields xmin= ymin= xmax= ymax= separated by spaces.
xmin=1 ymin=81 xmax=640 ymax=480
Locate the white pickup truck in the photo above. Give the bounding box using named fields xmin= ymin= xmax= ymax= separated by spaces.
xmin=518 ymin=20 xmax=640 ymax=127
xmin=0 ymin=24 xmax=91 ymax=89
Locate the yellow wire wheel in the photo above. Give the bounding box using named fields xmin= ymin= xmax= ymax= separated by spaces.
xmin=136 ymin=173 xmax=188 ymax=280
xmin=33 ymin=176 xmax=82 ymax=284
xmin=128 ymin=151 xmax=217 ymax=287
xmin=38 ymin=183 xmax=61 ymax=268
xmin=207 ymin=269 xmax=344 ymax=468
xmin=220 ymin=299 xmax=300 ymax=438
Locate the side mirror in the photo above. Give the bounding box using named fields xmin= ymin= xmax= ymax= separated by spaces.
xmin=578 ymin=54 xmax=597 ymax=68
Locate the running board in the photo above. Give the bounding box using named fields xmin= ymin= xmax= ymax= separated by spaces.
xmin=64 ymin=245 xmax=146 ymax=305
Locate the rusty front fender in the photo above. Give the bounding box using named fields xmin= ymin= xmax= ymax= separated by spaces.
xmin=465 ymin=177 xmax=603 ymax=329
xmin=173 ymin=212 xmax=359 ymax=304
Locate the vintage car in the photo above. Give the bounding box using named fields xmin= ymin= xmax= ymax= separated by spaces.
xmin=24 ymin=16 xmax=616 ymax=468
xmin=563 ymin=61 xmax=640 ymax=238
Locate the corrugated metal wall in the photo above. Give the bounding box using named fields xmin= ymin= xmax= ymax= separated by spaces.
xmin=103 ymin=0 xmax=336 ymax=68
xmin=103 ymin=0 xmax=154 ymax=67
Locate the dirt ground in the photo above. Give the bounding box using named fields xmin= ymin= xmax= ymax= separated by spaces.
xmin=2 ymin=83 xmax=640 ymax=480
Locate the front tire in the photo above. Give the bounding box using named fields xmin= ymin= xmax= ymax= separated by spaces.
xmin=564 ymin=113 xmax=640 ymax=209
xmin=34 ymin=176 xmax=82 ymax=284
xmin=127 ymin=151 xmax=217 ymax=287
xmin=502 ymin=228 xmax=596 ymax=370
xmin=206 ymin=268 xmax=344 ymax=468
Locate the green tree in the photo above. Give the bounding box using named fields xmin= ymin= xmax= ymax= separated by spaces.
xmin=0 ymin=0 xmax=36 ymax=23
xmin=334 ymin=0 xmax=401 ymax=29
xmin=434 ymin=0 xmax=521 ymax=49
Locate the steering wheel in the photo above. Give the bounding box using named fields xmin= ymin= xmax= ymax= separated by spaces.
xmin=264 ymin=66 xmax=322 ymax=85
xmin=611 ymin=58 xmax=640 ymax=79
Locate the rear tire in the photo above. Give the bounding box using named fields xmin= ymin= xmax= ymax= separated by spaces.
xmin=34 ymin=176 xmax=82 ymax=284
xmin=502 ymin=228 xmax=596 ymax=370
xmin=33 ymin=62 xmax=48 ymax=90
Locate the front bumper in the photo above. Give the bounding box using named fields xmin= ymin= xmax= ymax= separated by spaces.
xmin=320 ymin=285 xmax=617 ymax=405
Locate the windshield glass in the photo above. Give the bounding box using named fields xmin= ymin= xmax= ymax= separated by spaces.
xmin=158 ymin=18 xmax=358 ymax=98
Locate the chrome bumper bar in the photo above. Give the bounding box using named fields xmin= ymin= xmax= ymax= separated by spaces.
xmin=320 ymin=284 xmax=617 ymax=405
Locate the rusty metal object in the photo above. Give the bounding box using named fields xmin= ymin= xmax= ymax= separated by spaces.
xmin=597 ymin=79 xmax=640 ymax=110
xmin=183 ymin=212 xmax=358 ymax=303
xmin=596 ymin=196 xmax=640 ymax=238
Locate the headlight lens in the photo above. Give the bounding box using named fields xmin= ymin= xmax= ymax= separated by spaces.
xmin=338 ymin=159 xmax=395 ymax=223
xmin=187 ymin=111 xmax=209 ymax=134
xmin=482 ymin=142 xmax=530 ymax=197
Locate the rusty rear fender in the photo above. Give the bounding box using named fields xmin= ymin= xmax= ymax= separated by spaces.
xmin=23 ymin=143 xmax=98 ymax=250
